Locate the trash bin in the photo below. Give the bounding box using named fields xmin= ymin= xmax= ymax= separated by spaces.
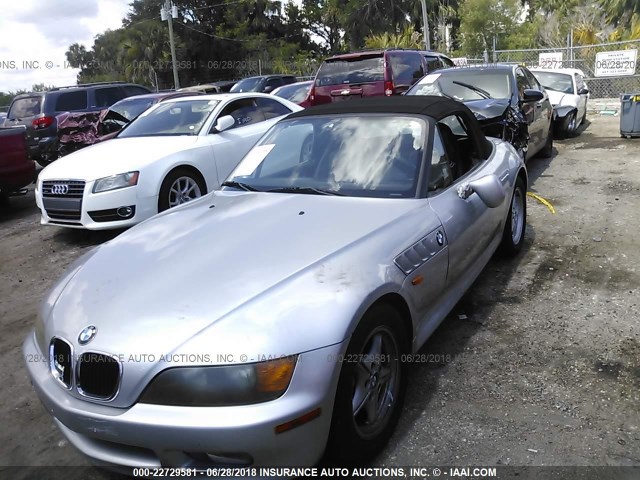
xmin=620 ymin=93 xmax=640 ymax=138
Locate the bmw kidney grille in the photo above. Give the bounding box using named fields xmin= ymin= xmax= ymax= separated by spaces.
xmin=49 ymin=338 xmax=121 ymax=400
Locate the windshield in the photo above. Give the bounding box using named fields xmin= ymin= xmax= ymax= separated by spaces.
xmin=407 ymin=70 xmax=512 ymax=101
xmin=227 ymin=115 xmax=426 ymax=198
xmin=274 ymin=82 xmax=311 ymax=103
xmin=110 ymin=97 xmax=157 ymax=121
xmin=230 ymin=78 xmax=262 ymax=92
xmin=8 ymin=96 xmax=43 ymax=119
xmin=532 ymin=71 xmax=573 ymax=94
xmin=316 ymin=56 xmax=384 ymax=86
xmin=118 ymin=99 xmax=218 ymax=137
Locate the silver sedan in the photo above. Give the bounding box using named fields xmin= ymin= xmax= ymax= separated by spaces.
xmin=24 ymin=96 xmax=527 ymax=472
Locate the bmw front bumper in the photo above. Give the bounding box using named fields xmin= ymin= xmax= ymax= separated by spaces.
xmin=23 ymin=331 xmax=344 ymax=471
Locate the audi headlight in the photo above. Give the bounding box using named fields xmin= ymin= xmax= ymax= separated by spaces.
xmin=93 ymin=171 xmax=139 ymax=193
xmin=139 ymin=356 xmax=297 ymax=406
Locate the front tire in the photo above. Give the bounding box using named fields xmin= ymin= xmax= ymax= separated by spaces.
xmin=563 ymin=111 xmax=578 ymax=138
xmin=326 ymin=304 xmax=408 ymax=465
xmin=158 ymin=168 xmax=206 ymax=213
xmin=499 ymin=177 xmax=527 ymax=257
xmin=540 ymin=127 xmax=553 ymax=158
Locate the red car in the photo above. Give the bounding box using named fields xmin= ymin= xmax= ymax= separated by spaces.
xmin=0 ymin=126 xmax=36 ymax=199
xmin=310 ymin=49 xmax=454 ymax=106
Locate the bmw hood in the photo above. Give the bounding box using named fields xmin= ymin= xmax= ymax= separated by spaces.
xmin=40 ymin=136 xmax=200 ymax=181
xmin=43 ymin=191 xmax=423 ymax=404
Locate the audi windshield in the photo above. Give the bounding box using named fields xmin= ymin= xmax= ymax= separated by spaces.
xmin=118 ymin=99 xmax=219 ymax=137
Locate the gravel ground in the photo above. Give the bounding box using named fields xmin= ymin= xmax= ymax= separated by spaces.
xmin=0 ymin=115 xmax=638 ymax=479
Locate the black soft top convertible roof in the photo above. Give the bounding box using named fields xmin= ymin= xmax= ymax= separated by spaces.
xmin=288 ymin=96 xmax=493 ymax=159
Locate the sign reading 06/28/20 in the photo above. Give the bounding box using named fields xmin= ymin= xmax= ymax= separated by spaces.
xmin=594 ymin=49 xmax=637 ymax=77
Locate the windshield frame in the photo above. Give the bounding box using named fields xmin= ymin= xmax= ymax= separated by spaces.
xmin=407 ymin=69 xmax=514 ymax=101
xmin=226 ymin=113 xmax=431 ymax=199
xmin=116 ymin=99 xmax=220 ymax=138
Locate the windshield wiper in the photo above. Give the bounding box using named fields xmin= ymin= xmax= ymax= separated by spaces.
xmin=221 ymin=181 xmax=260 ymax=192
xmin=267 ymin=186 xmax=344 ymax=196
xmin=452 ymin=80 xmax=492 ymax=99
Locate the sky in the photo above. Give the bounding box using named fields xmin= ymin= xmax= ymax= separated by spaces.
xmin=0 ymin=0 xmax=133 ymax=93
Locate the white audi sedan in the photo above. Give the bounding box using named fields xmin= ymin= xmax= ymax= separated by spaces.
xmin=35 ymin=93 xmax=302 ymax=229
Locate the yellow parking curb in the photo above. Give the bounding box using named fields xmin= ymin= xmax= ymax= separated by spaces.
xmin=527 ymin=192 xmax=556 ymax=214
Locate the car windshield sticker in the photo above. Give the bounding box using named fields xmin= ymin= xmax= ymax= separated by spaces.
xmin=234 ymin=144 xmax=275 ymax=176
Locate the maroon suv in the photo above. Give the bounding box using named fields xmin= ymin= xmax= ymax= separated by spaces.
xmin=310 ymin=49 xmax=454 ymax=106
xmin=0 ymin=126 xmax=35 ymax=199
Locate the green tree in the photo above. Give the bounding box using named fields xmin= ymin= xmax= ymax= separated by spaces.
xmin=301 ymin=0 xmax=343 ymax=54
xmin=458 ymin=0 xmax=523 ymax=55
xmin=364 ymin=27 xmax=423 ymax=49
xmin=599 ymin=0 xmax=640 ymax=28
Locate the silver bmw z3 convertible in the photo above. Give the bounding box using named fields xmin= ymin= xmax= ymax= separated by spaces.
xmin=24 ymin=96 xmax=527 ymax=472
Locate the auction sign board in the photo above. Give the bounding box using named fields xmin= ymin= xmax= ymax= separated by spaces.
xmin=595 ymin=49 xmax=637 ymax=77
xmin=539 ymin=52 xmax=563 ymax=69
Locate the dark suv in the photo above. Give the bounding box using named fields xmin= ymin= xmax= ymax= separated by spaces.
xmin=310 ymin=49 xmax=454 ymax=106
xmin=230 ymin=75 xmax=298 ymax=94
xmin=2 ymin=82 xmax=151 ymax=166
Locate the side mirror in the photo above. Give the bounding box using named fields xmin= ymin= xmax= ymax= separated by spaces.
xmin=457 ymin=174 xmax=505 ymax=208
xmin=212 ymin=115 xmax=235 ymax=133
xmin=522 ymin=89 xmax=544 ymax=103
xmin=263 ymin=86 xmax=275 ymax=93
xmin=578 ymin=87 xmax=589 ymax=95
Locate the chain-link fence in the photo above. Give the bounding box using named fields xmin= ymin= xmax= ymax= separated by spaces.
xmin=494 ymin=39 xmax=640 ymax=99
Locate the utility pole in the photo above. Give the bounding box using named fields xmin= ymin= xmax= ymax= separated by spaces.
xmin=160 ymin=1 xmax=180 ymax=90
xmin=420 ymin=0 xmax=431 ymax=51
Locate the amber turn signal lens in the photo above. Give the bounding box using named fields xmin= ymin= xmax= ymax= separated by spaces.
xmin=256 ymin=356 xmax=297 ymax=393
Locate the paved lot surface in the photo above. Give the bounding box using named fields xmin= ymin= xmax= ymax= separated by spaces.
xmin=1 ymin=115 xmax=638 ymax=478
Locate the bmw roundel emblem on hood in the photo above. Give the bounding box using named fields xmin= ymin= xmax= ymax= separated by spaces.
xmin=78 ymin=326 xmax=97 ymax=345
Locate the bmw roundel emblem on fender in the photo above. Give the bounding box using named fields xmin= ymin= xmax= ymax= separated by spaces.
xmin=436 ymin=230 xmax=444 ymax=246
xmin=78 ymin=326 xmax=97 ymax=345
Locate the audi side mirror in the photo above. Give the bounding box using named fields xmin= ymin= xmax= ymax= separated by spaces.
xmin=212 ymin=115 xmax=235 ymax=133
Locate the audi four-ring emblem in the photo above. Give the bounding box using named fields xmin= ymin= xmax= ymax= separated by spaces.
xmin=51 ymin=184 xmax=69 ymax=195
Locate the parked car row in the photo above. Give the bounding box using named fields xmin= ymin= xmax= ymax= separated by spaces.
xmin=1 ymin=82 xmax=152 ymax=166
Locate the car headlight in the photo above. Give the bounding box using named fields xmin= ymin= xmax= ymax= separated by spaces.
xmin=93 ymin=171 xmax=139 ymax=193
xmin=139 ymin=356 xmax=297 ymax=406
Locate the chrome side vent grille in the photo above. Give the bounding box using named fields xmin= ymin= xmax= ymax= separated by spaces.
xmin=394 ymin=228 xmax=447 ymax=275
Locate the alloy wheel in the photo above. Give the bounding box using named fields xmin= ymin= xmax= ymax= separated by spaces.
xmin=168 ymin=176 xmax=202 ymax=207
xmin=351 ymin=326 xmax=400 ymax=440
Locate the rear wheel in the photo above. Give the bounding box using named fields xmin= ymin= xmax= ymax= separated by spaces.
xmin=158 ymin=168 xmax=206 ymax=212
xmin=326 ymin=304 xmax=408 ymax=465
xmin=499 ymin=177 xmax=526 ymax=257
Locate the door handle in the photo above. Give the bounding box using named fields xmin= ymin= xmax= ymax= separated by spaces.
xmin=535 ymin=103 xmax=542 ymax=108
